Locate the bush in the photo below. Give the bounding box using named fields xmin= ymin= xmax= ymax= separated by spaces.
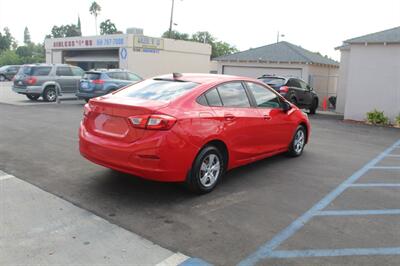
xmin=366 ymin=109 xmax=389 ymax=125
xmin=395 ymin=114 xmax=400 ymax=127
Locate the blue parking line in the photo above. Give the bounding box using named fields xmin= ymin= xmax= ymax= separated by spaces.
xmin=370 ymin=166 xmax=400 ymax=170
xmin=268 ymin=247 xmax=400 ymax=258
xmin=350 ymin=183 xmax=400 ymax=187
xmin=238 ymin=139 xmax=400 ymax=266
xmin=315 ymin=209 xmax=400 ymax=216
xmin=179 ymin=258 xmax=213 ymax=266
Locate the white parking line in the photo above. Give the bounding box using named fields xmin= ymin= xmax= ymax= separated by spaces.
xmin=0 ymin=174 xmax=14 ymax=181
xmin=156 ymin=253 xmax=189 ymax=266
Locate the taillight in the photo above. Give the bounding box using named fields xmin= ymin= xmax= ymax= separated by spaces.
xmin=25 ymin=76 xmax=37 ymax=85
xmin=279 ymin=86 xmax=289 ymax=94
xmin=129 ymin=114 xmax=177 ymax=130
xmin=91 ymin=79 xmax=105 ymax=84
xmin=83 ymin=103 xmax=91 ymax=117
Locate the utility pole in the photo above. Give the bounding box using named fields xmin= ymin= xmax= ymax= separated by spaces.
xmin=168 ymin=0 xmax=175 ymax=38
xmin=277 ymin=31 xmax=285 ymax=43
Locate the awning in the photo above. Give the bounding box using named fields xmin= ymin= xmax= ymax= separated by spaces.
xmin=64 ymin=55 xmax=118 ymax=62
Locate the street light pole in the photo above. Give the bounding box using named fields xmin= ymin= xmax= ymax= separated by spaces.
xmin=168 ymin=0 xmax=175 ymax=38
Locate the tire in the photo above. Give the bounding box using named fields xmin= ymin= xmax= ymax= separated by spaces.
xmin=0 ymin=75 xmax=5 ymax=82
xmin=186 ymin=145 xmax=225 ymax=194
xmin=43 ymin=87 xmax=57 ymax=102
xmin=287 ymin=125 xmax=307 ymax=157
xmin=309 ymin=98 xmax=318 ymax=115
xmin=26 ymin=94 xmax=40 ymax=101
xmin=290 ymin=95 xmax=299 ymax=107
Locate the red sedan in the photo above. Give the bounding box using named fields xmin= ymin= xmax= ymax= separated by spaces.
xmin=79 ymin=73 xmax=310 ymax=193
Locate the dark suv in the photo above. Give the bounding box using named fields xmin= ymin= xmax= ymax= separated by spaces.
xmin=76 ymin=69 xmax=142 ymax=102
xmin=258 ymin=75 xmax=319 ymax=114
xmin=0 ymin=65 xmax=20 ymax=81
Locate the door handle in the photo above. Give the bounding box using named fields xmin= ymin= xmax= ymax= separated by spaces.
xmin=224 ymin=114 xmax=236 ymax=121
xmin=263 ymin=115 xmax=271 ymax=120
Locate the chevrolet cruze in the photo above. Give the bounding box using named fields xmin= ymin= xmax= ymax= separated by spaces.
xmin=79 ymin=73 xmax=311 ymax=193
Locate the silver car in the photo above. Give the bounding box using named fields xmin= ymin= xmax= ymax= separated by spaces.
xmin=12 ymin=64 xmax=85 ymax=101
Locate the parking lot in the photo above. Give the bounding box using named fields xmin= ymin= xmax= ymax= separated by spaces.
xmin=1 ymin=82 xmax=399 ymax=265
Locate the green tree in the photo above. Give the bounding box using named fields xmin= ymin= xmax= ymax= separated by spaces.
xmin=211 ymin=41 xmax=239 ymax=58
xmin=49 ymin=24 xmax=81 ymax=38
xmin=24 ymin=26 xmax=31 ymax=44
xmin=0 ymin=50 xmax=20 ymax=65
xmin=0 ymin=27 xmax=15 ymax=52
xmin=89 ymin=1 xmax=101 ymax=35
xmin=191 ymin=31 xmax=215 ymax=44
xmin=100 ymin=19 xmax=117 ymax=35
xmin=161 ymin=30 xmax=189 ymax=41
xmin=191 ymin=31 xmax=238 ymax=58
xmin=77 ymin=16 xmax=82 ymax=35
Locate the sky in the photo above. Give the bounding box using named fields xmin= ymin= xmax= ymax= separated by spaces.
xmin=0 ymin=0 xmax=400 ymax=60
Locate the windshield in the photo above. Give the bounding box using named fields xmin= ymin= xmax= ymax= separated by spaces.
xmin=0 ymin=66 xmax=7 ymax=71
xmin=115 ymin=79 xmax=198 ymax=102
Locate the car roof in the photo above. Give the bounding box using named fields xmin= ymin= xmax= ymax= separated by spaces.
xmin=154 ymin=73 xmax=257 ymax=84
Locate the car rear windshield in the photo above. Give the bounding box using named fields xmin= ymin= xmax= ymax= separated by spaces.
xmin=20 ymin=66 xmax=52 ymax=76
xmin=115 ymin=79 xmax=198 ymax=102
xmin=259 ymin=77 xmax=286 ymax=87
xmin=83 ymin=73 xmax=101 ymax=80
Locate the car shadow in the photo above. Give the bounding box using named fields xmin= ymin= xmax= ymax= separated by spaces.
xmin=87 ymin=151 xmax=302 ymax=205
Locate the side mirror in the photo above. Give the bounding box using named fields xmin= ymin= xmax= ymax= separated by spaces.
xmin=282 ymin=101 xmax=292 ymax=112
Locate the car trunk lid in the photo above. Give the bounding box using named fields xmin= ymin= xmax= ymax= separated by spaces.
xmin=86 ymin=96 xmax=168 ymax=143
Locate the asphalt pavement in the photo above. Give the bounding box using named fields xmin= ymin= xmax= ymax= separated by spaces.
xmin=0 ymin=95 xmax=399 ymax=265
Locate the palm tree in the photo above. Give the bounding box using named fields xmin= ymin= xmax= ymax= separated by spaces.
xmin=89 ymin=1 xmax=101 ymax=35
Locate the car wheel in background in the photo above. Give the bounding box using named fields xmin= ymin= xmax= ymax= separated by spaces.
xmin=43 ymin=87 xmax=57 ymax=102
xmin=186 ymin=145 xmax=224 ymax=194
xmin=287 ymin=125 xmax=306 ymax=157
xmin=309 ymin=98 xmax=318 ymax=115
xmin=0 ymin=75 xmax=5 ymax=82
xmin=84 ymin=98 xmax=90 ymax=103
xmin=290 ymin=95 xmax=298 ymax=107
xmin=26 ymin=94 xmax=40 ymax=101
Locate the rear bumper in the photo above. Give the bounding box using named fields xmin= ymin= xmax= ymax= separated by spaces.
xmin=79 ymin=123 xmax=198 ymax=182
xmin=12 ymin=86 xmax=43 ymax=95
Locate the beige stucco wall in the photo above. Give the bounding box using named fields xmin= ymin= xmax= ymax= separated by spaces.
xmin=343 ymin=43 xmax=400 ymax=122
xmin=336 ymin=49 xmax=350 ymax=114
xmin=307 ymin=65 xmax=339 ymax=104
xmin=45 ymin=34 xmax=212 ymax=78
xmin=129 ymin=39 xmax=211 ymax=78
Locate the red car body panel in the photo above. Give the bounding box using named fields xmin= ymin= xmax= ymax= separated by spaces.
xmin=79 ymin=74 xmax=311 ymax=182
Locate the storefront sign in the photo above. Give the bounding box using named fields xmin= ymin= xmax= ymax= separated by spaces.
xmin=133 ymin=36 xmax=164 ymax=50
xmin=51 ymin=36 xmax=125 ymax=49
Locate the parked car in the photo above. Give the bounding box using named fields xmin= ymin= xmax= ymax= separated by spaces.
xmin=76 ymin=69 xmax=142 ymax=102
xmin=258 ymin=75 xmax=319 ymax=114
xmin=79 ymin=73 xmax=311 ymax=193
xmin=12 ymin=64 xmax=84 ymax=101
xmin=0 ymin=65 xmax=20 ymax=81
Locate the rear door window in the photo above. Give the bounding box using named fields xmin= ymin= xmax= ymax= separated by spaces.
xmin=287 ymin=78 xmax=301 ymax=88
xmin=71 ymin=67 xmax=84 ymax=77
xmin=108 ymin=72 xmax=127 ymax=80
xmin=217 ymin=82 xmax=251 ymax=108
xmin=56 ymin=67 xmax=73 ymax=76
xmin=115 ymin=79 xmax=198 ymax=102
xmin=127 ymin=72 xmax=142 ymax=81
xmin=205 ymin=88 xmax=223 ymax=107
xmin=31 ymin=67 xmax=52 ymax=76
